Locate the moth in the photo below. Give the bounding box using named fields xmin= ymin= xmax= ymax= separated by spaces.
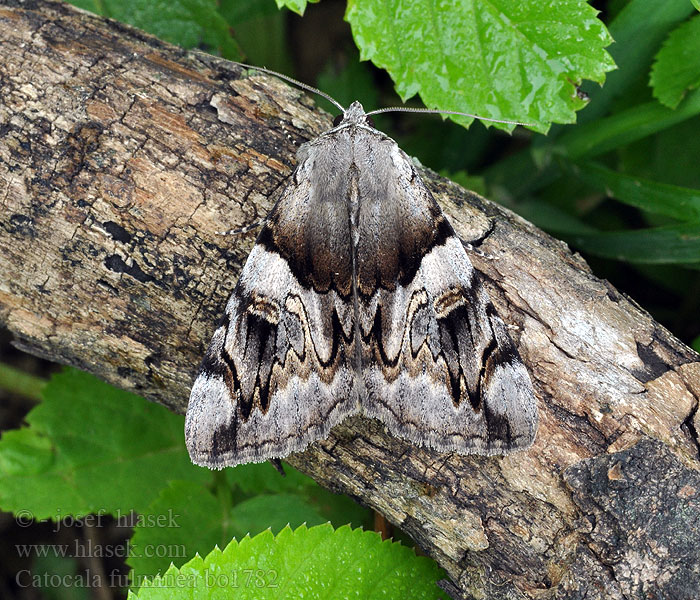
xmin=186 ymin=71 xmax=538 ymax=468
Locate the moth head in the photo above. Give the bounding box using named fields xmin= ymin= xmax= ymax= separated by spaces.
xmin=334 ymin=101 xmax=375 ymax=128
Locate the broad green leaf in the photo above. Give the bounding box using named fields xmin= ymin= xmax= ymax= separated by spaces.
xmin=128 ymin=480 xmax=237 ymax=582
xmin=225 ymin=463 xmax=372 ymax=536
xmin=275 ymin=0 xmax=319 ymax=17
xmin=0 ymin=428 xmax=53 ymax=477
xmin=567 ymin=162 xmax=700 ymax=221
xmin=221 ymin=0 xmax=292 ymax=72
xmin=127 ymin=479 xmax=332 ymax=581
xmin=484 ymin=1 xmax=696 ymax=199
xmin=578 ymin=0 xmax=695 ymax=122
xmin=220 ymin=0 xmax=279 ymax=23
xmin=129 ymin=524 xmax=445 ymax=600
xmin=0 ymin=369 xmax=209 ymax=520
xmin=69 ymin=0 xmax=241 ymax=59
xmin=226 ymin=462 xmax=321 ymax=496
xmin=228 ymin=494 xmax=328 ymax=538
xmin=556 ymin=88 xmax=700 ymax=159
xmin=129 ymin=469 xmax=371 ymax=581
xmin=346 ymin=0 xmax=615 ymax=132
xmin=651 ymin=16 xmax=700 ymax=109
xmin=568 ymin=224 xmax=700 ymax=264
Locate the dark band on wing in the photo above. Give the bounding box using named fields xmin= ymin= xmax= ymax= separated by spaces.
xmin=362 ymin=305 xmax=400 ymax=368
xmin=257 ymin=221 xmax=354 ymax=298
xmin=211 ymin=412 xmax=237 ymax=457
xmin=356 ymin=215 xmax=453 ymax=297
xmin=202 ymin=297 xmax=354 ymax=424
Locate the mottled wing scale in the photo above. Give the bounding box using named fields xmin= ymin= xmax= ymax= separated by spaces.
xmin=186 ymin=129 xmax=362 ymax=468
xmin=186 ymin=101 xmax=538 ymax=467
xmin=352 ymin=133 xmax=537 ymax=454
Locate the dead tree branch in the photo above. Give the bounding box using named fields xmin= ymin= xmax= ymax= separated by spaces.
xmin=1 ymin=1 xmax=699 ymax=597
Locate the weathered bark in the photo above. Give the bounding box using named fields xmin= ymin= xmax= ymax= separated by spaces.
xmin=1 ymin=1 xmax=699 ymax=598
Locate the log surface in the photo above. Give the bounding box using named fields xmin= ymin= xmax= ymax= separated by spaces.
xmin=1 ymin=1 xmax=699 ymax=598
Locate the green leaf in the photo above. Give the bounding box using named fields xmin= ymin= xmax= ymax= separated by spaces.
xmin=0 ymin=368 xmax=209 ymax=520
xmin=556 ymin=88 xmax=700 ymax=159
xmin=275 ymin=0 xmax=319 ymax=17
xmin=578 ymin=0 xmax=695 ymax=122
xmin=651 ymin=16 xmax=700 ymax=109
xmin=129 ymin=466 xmax=371 ymax=581
xmin=129 ymin=524 xmax=445 ymax=600
xmin=226 ymin=462 xmax=372 ymax=543
xmin=127 ymin=479 xmax=327 ymax=581
xmin=226 ymin=462 xmax=320 ymax=495
xmin=345 ymin=0 xmax=615 ymax=132
xmin=567 ymin=161 xmax=700 ymax=221
xmin=568 ymin=223 xmax=700 ymax=264
xmin=226 ymin=461 xmax=364 ymax=503
xmin=128 ymin=480 xmax=237 ymax=582
xmin=0 ymin=428 xmax=54 ymax=476
xmin=228 ymin=494 xmax=328 ymax=537
xmin=68 ymin=0 xmax=241 ymax=59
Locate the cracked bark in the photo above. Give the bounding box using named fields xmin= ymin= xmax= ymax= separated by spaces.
xmin=1 ymin=1 xmax=699 ymax=598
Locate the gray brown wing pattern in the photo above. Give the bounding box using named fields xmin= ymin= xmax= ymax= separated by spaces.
xmin=185 ymin=131 xmax=361 ymax=468
xmin=352 ymin=135 xmax=537 ymax=454
xmin=186 ymin=102 xmax=538 ymax=468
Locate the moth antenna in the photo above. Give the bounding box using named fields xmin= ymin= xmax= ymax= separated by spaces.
xmin=366 ymin=106 xmax=534 ymax=127
xmin=233 ymin=61 xmax=346 ymax=114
